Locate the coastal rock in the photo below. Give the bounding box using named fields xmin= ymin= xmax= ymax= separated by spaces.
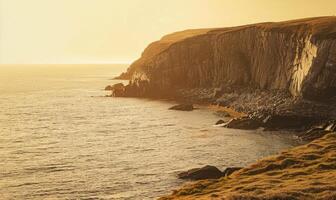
xmin=178 ymin=165 xmax=223 ymax=180
xmin=106 ymin=83 xmax=126 ymax=97
xmin=222 ymin=167 xmax=242 ymax=176
xmin=169 ymin=104 xmax=194 ymax=111
xmin=300 ymin=120 xmax=336 ymax=140
xmin=262 ymin=114 xmax=319 ymax=130
xmin=215 ymin=119 xmax=226 ymax=125
xmin=223 ymin=117 xmax=263 ymax=130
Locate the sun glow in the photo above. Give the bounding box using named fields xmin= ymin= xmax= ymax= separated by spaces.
xmin=0 ymin=0 xmax=335 ymax=64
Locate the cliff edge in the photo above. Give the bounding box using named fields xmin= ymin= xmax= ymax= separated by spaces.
xmin=121 ymin=17 xmax=336 ymax=99
xmin=114 ymin=16 xmax=336 ymax=119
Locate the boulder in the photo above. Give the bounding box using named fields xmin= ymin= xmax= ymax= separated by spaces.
xmin=178 ymin=165 xmax=223 ymax=180
xmin=223 ymin=117 xmax=263 ymax=130
xmin=222 ymin=167 xmax=242 ymax=176
xmin=169 ymin=104 xmax=194 ymax=111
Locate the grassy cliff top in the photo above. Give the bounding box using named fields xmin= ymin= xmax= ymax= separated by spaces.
xmin=160 ymin=133 xmax=336 ymax=200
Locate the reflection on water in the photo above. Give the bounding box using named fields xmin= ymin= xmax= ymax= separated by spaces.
xmin=0 ymin=65 xmax=299 ymax=199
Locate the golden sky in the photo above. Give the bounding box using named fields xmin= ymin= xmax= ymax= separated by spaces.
xmin=0 ymin=0 xmax=335 ymax=64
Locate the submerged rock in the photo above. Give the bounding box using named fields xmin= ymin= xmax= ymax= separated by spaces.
xmin=178 ymin=165 xmax=223 ymax=180
xmin=169 ymin=104 xmax=194 ymax=111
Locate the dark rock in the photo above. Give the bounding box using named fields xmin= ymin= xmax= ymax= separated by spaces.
xmin=300 ymin=120 xmax=336 ymax=140
xmin=222 ymin=167 xmax=242 ymax=176
xmin=263 ymin=115 xmax=320 ymax=130
xmin=105 ymin=83 xmax=125 ymax=91
xmin=223 ymin=117 xmax=263 ymax=130
xmin=178 ymin=165 xmax=223 ymax=180
xmin=301 ymin=129 xmax=328 ymax=141
xmin=215 ymin=119 xmax=226 ymax=125
xmin=106 ymin=83 xmax=126 ymax=97
xmin=169 ymin=104 xmax=194 ymax=111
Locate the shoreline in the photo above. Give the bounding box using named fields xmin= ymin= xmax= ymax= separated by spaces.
xmin=105 ymin=91 xmax=335 ymax=199
xmin=107 ymin=85 xmax=335 ymax=139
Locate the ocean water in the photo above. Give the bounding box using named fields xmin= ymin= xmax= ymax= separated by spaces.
xmin=0 ymin=65 xmax=299 ymax=200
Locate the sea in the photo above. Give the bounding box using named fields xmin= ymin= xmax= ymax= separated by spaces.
xmin=0 ymin=64 xmax=299 ymax=199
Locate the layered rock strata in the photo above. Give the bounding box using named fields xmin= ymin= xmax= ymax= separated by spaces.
xmin=119 ymin=17 xmax=336 ymax=102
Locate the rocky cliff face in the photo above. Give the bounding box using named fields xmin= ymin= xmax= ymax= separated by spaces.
xmin=120 ymin=17 xmax=336 ymax=101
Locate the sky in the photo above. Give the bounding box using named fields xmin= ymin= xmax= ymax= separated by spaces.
xmin=0 ymin=0 xmax=335 ymax=64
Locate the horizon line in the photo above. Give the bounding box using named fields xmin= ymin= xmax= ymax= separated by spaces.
xmin=0 ymin=62 xmax=132 ymax=65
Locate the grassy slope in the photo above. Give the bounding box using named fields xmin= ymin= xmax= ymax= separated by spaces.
xmin=160 ymin=133 xmax=336 ymax=200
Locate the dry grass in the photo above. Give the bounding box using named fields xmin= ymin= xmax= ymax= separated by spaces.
xmin=159 ymin=133 xmax=336 ymax=200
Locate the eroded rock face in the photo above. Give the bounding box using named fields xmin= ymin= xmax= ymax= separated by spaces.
xmin=120 ymin=17 xmax=336 ymax=101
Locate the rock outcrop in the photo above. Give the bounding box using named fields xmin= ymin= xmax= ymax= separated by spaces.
xmin=105 ymin=83 xmax=126 ymax=97
xmin=118 ymin=17 xmax=336 ymax=102
xmin=178 ymin=165 xmax=224 ymax=180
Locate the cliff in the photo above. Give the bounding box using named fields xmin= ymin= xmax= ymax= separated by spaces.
xmin=120 ymin=17 xmax=336 ymax=101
